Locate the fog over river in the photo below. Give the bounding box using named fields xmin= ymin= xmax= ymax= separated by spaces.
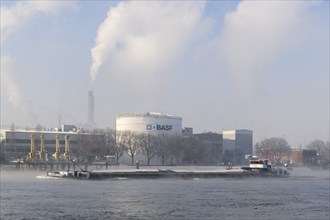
xmin=1 ymin=167 xmax=329 ymax=220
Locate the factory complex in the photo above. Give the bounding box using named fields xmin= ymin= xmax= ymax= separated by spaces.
xmin=0 ymin=109 xmax=252 ymax=166
xmin=0 ymin=91 xmax=268 ymax=166
xmin=1 ymin=91 xmax=316 ymax=167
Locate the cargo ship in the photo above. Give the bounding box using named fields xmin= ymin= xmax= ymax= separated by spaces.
xmin=46 ymin=159 xmax=289 ymax=180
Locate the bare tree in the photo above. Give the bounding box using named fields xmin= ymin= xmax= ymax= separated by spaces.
xmin=139 ymin=133 xmax=157 ymax=166
xmin=255 ymin=137 xmax=291 ymax=165
xmin=306 ymin=140 xmax=330 ymax=163
xmin=114 ymin=144 xmax=124 ymax=165
xmin=119 ymin=130 xmax=139 ymax=166
xmin=0 ymin=138 xmax=6 ymax=163
xmin=115 ymin=131 xmax=126 ymax=165
xmin=90 ymin=129 xmax=107 ymax=157
xmin=35 ymin=124 xmax=44 ymax=131
xmin=156 ymin=133 xmax=170 ymax=166
xmin=104 ymin=128 xmax=116 ymax=156
xmin=72 ymin=129 xmax=115 ymax=163
xmin=167 ymin=134 xmax=184 ymax=165
xmin=93 ymin=128 xmax=116 ymax=157
xmin=182 ymin=136 xmax=204 ymax=165
xmin=73 ymin=134 xmax=95 ymax=162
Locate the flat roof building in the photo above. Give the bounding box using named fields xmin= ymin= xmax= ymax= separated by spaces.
xmin=195 ymin=132 xmax=223 ymax=165
xmin=291 ymin=149 xmax=318 ymax=166
xmin=222 ymin=129 xmax=253 ymax=165
xmin=0 ymin=126 xmax=100 ymax=162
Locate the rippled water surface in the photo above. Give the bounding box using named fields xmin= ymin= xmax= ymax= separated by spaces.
xmin=1 ymin=167 xmax=329 ymax=219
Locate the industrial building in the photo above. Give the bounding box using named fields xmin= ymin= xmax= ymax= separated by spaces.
xmin=291 ymin=149 xmax=318 ymax=166
xmin=222 ymin=129 xmax=253 ymax=165
xmin=182 ymin=127 xmax=193 ymax=136
xmin=115 ymin=112 xmax=182 ymax=165
xmin=1 ymin=87 xmax=256 ymax=166
xmin=194 ymin=132 xmax=223 ymax=165
xmin=116 ymin=112 xmax=183 ymax=135
xmin=0 ymin=125 xmax=90 ymax=162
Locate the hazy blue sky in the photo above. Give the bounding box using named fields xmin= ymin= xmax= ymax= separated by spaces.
xmin=1 ymin=0 xmax=329 ymax=147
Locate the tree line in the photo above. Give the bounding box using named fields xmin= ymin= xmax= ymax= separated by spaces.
xmin=1 ymin=127 xmax=328 ymax=166
xmin=72 ymin=128 xmax=330 ymax=166
xmin=70 ymin=129 xmax=330 ymax=166
xmin=71 ymin=128 xmax=219 ymax=166
xmin=255 ymin=137 xmax=329 ymax=165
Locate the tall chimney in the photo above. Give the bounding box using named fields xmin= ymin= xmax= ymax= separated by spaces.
xmin=88 ymin=90 xmax=94 ymax=124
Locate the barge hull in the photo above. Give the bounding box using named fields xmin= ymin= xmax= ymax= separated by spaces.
xmin=47 ymin=168 xmax=289 ymax=179
xmin=88 ymin=169 xmax=278 ymax=179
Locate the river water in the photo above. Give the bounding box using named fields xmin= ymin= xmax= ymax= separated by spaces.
xmin=1 ymin=166 xmax=329 ymax=220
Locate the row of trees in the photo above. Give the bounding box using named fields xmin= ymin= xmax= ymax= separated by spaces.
xmin=1 ymin=126 xmax=328 ymax=165
xmin=72 ymin=130 xmax=329 ymax=166
xmin=71 ymin=128 xmax=219 ymax=166
xmin=305 ymin=139 xmax=330 ymax=163
xmin=255 ymin=137 xmax=291 ymax=165
xmin=255 ymin=137 xmax=330 ymax=165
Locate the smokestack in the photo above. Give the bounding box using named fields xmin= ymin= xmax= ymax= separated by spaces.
xmin=88 ymin=90 xmax=94 ymax=124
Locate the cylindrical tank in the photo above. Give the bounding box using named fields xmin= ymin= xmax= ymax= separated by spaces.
xmin=116 ymin=112 xmax=182 ymax=135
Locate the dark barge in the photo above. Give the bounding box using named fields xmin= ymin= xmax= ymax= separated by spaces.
xmin=46 ymin=159 xmax=290 ymax=179
xmin=47 ymin=167 xmax=289 ymax=180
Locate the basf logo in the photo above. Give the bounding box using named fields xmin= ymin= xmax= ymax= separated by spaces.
xmin=146 ymin=124 xmax=173 ymax=131
xmin=146 ymin=125 xmax=152 ymax=130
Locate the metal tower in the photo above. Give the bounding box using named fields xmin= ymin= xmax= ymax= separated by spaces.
xmin=64 ymin=135 xmax=70 ymax=161
xmin=54 ymin=133 xmax=61 ymax=161
xmin=88 ymin=90 xmax=94 ymax=124
xmin=29 ymin=134 xmax=36 ymax=161
xmin=39 ymin=134 xmax=46 ymax=161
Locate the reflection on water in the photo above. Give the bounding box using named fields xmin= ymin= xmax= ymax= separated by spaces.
xmin=1 ymin=167 xmax=329 ymax=219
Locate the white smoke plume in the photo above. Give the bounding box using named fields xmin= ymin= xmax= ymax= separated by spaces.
xmin=218 ymin=1 xmax=313 ymax=93
xmin=89 ymin=1 xmax=206 ymax=82
xmin=1 ymin=56 xmax=22 ymax=107
xmin=214 ymin=0 xmax=327 ymax=143
xmin=1 ymin=1 xmax=76 ymax=124
xmin=1 ymin=1 xmax=77 ymax=42
xmin=1 ymin=56 xmax=38 ymax=124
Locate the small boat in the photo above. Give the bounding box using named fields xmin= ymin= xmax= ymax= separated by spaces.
xmin=249 ymin=159 xmax=272 ymax=170
xmin=46 ymin=159 xmax=91 ymax=179
xmin=242 ymin=159 xmax=290 ymax=177
xmin=47 ymin=171 xmax=73 ymax=178
xmin=46 ymin=170 xmax=90 ymax=179
xmin=73 ymin=170 xmax=90 ymax=179
xmin=241 ymin=159 xmax=271 ymax=171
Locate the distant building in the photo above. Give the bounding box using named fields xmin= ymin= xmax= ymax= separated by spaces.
xmin=222 ymin=129 xmax=253 ymax=165
xmin=0 ymin=126 xmax=98 ymax=162
xmin=61 ymin=124 xmax=77 ymax=132
xmin=115 ymin=112 xmax=183 ymax=165
xmin=116 ymin=112 xmax=182 ymax=135
xmin=0 ymin=129 xmax=75 ymax=160
xmin=182 ymin=127 xmax=193 ymax=136
xmin=291 ymin=149 xmax=318 ymax=166
xmin=194 ymin=132 xmax=223 ymax=165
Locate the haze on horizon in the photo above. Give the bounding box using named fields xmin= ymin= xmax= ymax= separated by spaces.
xmin=1 ymin=1 xmax=329 ymax=147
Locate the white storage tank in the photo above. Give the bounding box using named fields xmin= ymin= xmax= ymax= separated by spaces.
xmin=116 ymin=112 xmax=182 ymax=135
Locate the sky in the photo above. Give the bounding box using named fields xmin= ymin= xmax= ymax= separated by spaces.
xmin=1 ymin=0 xmax=329 ymax=147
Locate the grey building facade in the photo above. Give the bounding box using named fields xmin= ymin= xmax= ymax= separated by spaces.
xmin=194 ymin=132 xmax=223 ymax=165
xmin=222 ymin=129 xmax=253 ymax=165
